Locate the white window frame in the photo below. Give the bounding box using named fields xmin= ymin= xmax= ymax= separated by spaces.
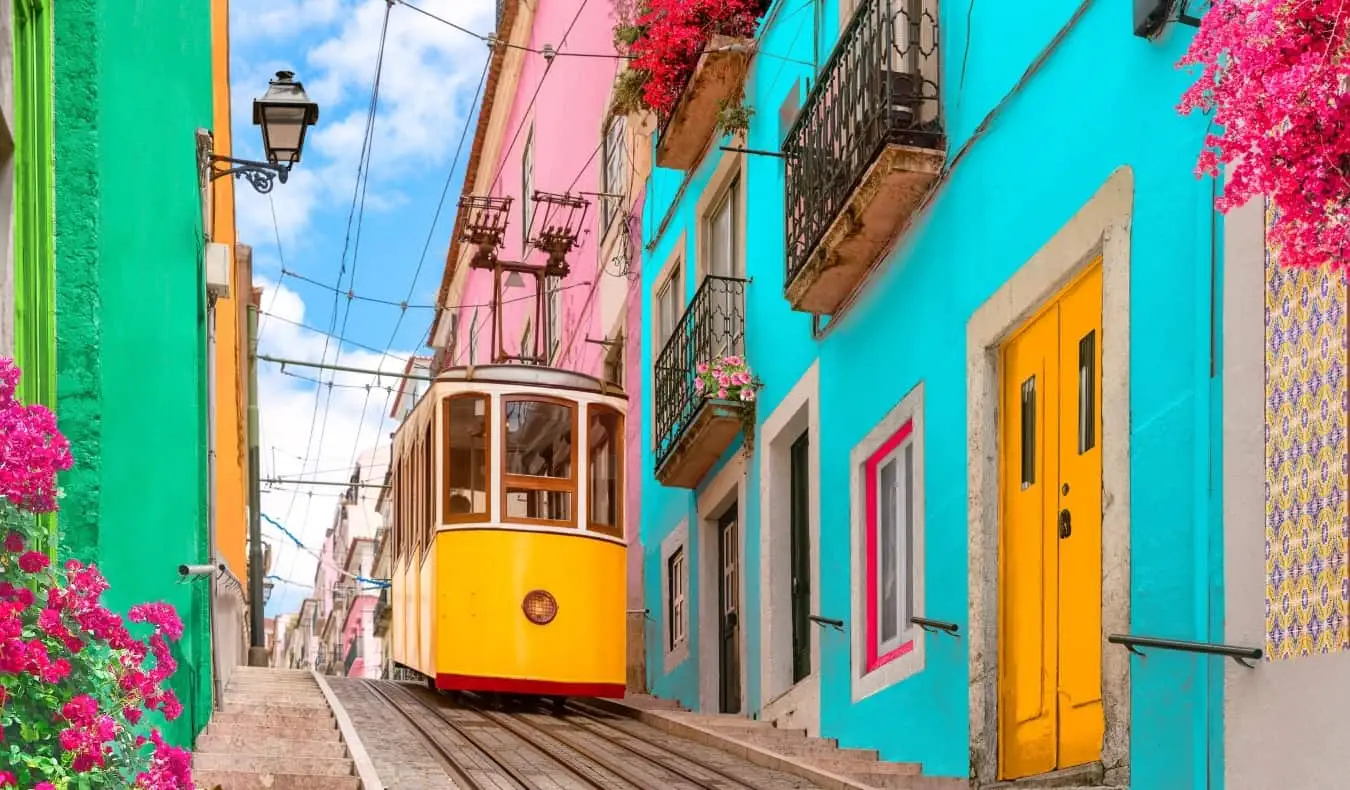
xmin=522 ymin=125 xmax=535 ymax=251
xmin=661 ymin=519 xmax=691 ymax=673
xmin=601 ymin=115 xmax=627 ymax=233
xmin=849 ymin=381 xmax=926 ymax=702
xmin=655 ymin=260 xmax=683 ymax=350
xmin=703 ymin=175 xmax=741 ymax=280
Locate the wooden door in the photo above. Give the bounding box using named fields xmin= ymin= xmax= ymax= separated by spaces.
xmin=790 ymin=432 xmax=813 ymax=684
xmin=718 ymin=505 xmax=742 ymax=714
xmin=999 ymin=263 xmax=1104 ymax=779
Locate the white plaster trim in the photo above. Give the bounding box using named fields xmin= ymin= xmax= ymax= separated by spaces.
xmin=661 ymin=519 xmax=692 ymax=674
xmin=848 ymin=382 xmax=927 ymax=703
xmin=696 ymin=453 xmax=750 ymax=714
xmin=758 ymin=360 xmax=822 ymax=734
xmin=965 ymin=165 xmax=1133 ymax=787
xmin=693 ymin=149 xmax=748 ymax=283
xmin=312 ymin=671 xmax=384 ymax=790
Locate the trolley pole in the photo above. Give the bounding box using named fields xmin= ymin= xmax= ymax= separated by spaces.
xmin=246 ymin=297 xmax=269 ymax=667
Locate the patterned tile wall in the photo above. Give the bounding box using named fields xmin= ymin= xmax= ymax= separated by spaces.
xmin=1264 ymin=206 xmax=1350 ymax=660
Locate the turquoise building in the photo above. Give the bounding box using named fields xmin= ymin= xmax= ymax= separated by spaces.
xmin=637 ymin=0 xmax=1226 ymax=786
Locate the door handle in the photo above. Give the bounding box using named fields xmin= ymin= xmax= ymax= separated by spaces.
xmin=1059 ymin=509 xmax=1072 ymax=539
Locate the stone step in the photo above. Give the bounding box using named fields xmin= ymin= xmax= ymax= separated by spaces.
xmin=194 ymin=732 xmax=348 ymax=758
xmin=774 ymin=743 xmax=880 ymax=761
xmin=219 ymin=702 xmax=334 ymax=718
xmin=813 ymin=757 xmax=921 ymax=776
xmin=211 ymin=712 xmax=337 ymax=733
xmin=194 ymin=754 xmax=354 ymax=777
xmin=846 ymin=773 xmax=968 ymax=790
xmin=736 ymin=731 xmax=841 ymax=751
xmin=674 ymin=712 xmax=778 ymax=729
xmin=191 ymin=770 xmax=359 ymax=790
xmin=221 ymin=694 xmax=330 ymax=708
xmin=203 ymin=722 xmax=343 ymax=744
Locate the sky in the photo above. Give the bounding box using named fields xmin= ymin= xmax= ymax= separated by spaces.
xmin=227 ymin=0 xmax=497 ymax=618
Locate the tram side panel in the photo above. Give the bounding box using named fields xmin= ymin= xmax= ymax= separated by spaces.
xmin=433 ymin=528 xmax=626 ymax=697
xmin=420 ymin=545 xmax=437 ymax=675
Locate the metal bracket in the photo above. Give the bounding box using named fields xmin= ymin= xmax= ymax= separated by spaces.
xmin=719 ymin=145 xmax=794 ymax=159
xmin=207 ymin=154 xmax=292 ymax=195
xmin=911 ymin=616 xmax=961 ymax=637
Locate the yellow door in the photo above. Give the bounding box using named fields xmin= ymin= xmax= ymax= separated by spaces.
xmin=999 ymin=262 xmax=1104 ymax=779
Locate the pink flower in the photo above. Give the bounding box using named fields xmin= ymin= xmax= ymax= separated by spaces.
xmin=18 ymin=550 xmax=50 ymax=573
xmin=722 ymin=355 xmax=743 ymax=366
xmin=696 ymin=362 xmax=709 ymax=374
xmin=717 ymin=388 xmax=728 ymax=399
xmin=694 ymin=377 xmax=705 ymax=392
xmin=0 ymin=771 xmax=14 ymax=787
xmin=2 ymin=532 xmax=22 ymax=553
xmin=740 ymin=388 xmax=756 ymax=402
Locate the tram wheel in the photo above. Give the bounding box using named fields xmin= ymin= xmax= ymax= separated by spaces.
xmin=551 ymin=696 xmax=568 ymax=717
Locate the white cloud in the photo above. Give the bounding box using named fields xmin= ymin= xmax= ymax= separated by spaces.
xmin=232 ymin=0 xmax=495 ymax=250
xmin=253 ymin=276 xmax=412 ymax=616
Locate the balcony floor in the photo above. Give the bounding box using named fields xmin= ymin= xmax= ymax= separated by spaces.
xmin=655 ymin=399 xmax=746 ymax=489
xmin=787 ymin=142 xmax=944 ymax=315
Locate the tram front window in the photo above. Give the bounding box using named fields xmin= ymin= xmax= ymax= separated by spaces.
xmin=503 ymin=398 xmax=576 ymax=525
xmin=587 ymin=406 xmax=623 ymax=537
xmin=444 ymin=394 xmax=490 ymax=522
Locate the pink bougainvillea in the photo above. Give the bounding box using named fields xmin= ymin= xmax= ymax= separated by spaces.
xmin=618 ymin=0 xmax=771 ymax=119
xmin=0 ymin=357 xmax=194 ymax=788
xmin=1178 ymin=0 xmax=1350 ymax=270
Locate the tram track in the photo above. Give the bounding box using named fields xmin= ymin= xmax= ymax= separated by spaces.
xmin=366 ymin=677 xmax=758 ymax=789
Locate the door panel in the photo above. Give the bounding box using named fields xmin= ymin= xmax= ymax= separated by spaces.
xmin=719 ymin=507 xmax=742 ymax=714
xmin=998 ymin=262 xmax=1104 ymax=780
xmin=790 ymin=431 xmax=812 ymax=684
xmin=1055 ymin=267 xmax=1104 ymax=768
xmin=1000 ymin=304 xmax=1060 ymax=779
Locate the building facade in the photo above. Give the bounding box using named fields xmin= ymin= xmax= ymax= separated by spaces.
xmin=638 ymin=1 xmax=1224 ymax=787
xmin=426 ymin=0 xmax=651 ymax=689
xmin=52 ymin=0 xmax=236 ymax=747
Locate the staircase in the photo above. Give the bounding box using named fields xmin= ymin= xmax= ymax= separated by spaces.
xmin=192 ymin=668 xmax=361 ymax=790
xmin=597 ymin=695 xmax=966 ymax=790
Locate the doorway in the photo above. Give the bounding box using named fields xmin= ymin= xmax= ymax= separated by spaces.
xmin=718 ymin=502 xmax=742 ymax=714
xmin=998 ymin=262 xmax=1104 ymax=780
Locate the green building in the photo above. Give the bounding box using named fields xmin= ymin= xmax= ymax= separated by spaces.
xmin=51 ymin=0 xmax=216 ymax=746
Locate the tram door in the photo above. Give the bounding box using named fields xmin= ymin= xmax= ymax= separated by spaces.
xmin=718 ymin=503 xmax=742 ymax=714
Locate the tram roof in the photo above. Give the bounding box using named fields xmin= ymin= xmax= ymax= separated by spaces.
xmin=433 ymin=364 xmax=627 ymax=398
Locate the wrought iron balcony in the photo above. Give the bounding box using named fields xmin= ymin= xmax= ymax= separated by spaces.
xmin=782 ymin=0 xmax=944 ymax=315
xmin=654 ymin=275 xmax=748 ymax=489
xmin=344 ymin=639 xmax=362 ymax=676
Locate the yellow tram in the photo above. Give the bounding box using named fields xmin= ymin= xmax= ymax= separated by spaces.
xmin=388 ymin=364 xmax=628 ymax=699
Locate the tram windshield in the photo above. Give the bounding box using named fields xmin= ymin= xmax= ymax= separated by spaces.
xmin=445 ymin=395 xmax=489 ymax=521
xmin=503 ymin=398 xmax=574 ymax=525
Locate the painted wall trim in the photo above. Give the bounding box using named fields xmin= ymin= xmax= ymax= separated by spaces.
xmin=965 ymin=165 xmax=1133 ymax=787
xmin=660 ymin=517 xmax=691 ymax=674
xmin=695 ymin=452 xmax=749 ymax=714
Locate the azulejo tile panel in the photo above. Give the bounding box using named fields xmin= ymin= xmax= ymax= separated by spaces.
xmin=1264 ymin=206 xmax=1350 ymax=660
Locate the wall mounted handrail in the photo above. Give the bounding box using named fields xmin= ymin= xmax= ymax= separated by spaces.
xmin=809 ymin=614 xmax=845 ymax=631
xmin=1107 ymin=633 xmax=1263 ymax=668
xmin=911 ymin=616 xmax=959 ymax=637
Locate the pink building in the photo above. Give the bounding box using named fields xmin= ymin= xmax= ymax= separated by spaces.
xmin=426 ymin=0 xmax=653 ymax=689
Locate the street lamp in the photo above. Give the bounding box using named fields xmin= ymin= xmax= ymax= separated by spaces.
xmin=206 ymin=70 xmax=320 ymax=194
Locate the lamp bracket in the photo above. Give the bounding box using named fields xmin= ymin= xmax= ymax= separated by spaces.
xmin=208 ymin=154 xmax=292 ymax=195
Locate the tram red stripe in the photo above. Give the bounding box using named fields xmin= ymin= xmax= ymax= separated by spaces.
xmin=435 ymin=673 xmax=625 ymax=698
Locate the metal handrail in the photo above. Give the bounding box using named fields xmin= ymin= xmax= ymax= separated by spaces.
xmin=808 ymin=614 xmax=845 ymax=631
xmin=653 ymin=275 xmax=748 ymax=469
xmin=1107 ymin=633 xmax=1263 ymax=668
xmin=911 ymin=616 xmax=959 ymax=636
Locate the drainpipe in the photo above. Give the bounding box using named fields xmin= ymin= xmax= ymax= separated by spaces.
xmin=206 ymin=302 xmax=223 ymax=706
xmin=246 ymin=299 xmax=269 ymax=666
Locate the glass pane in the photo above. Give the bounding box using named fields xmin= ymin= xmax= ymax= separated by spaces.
xmin=505 ymin=488 xmax=572 ymax=521
xmin=588 ymin=408 xmax=622 ymax=529
xmin=902 ymin=441 xmax=914 ymax=629
xmin=1020 ymin=375 xmax=1036 ymax=489
xmin=710 ymin=193 xmax=732 ymax=277
xmin=444 ymin=396 xmax=489 ymax=519
xmin=504 ymin=399 xmax=572 ymax=478
xmin=1078 ymin=330 xmax=1096 ymax=454
xmin=879 ymin=457 xmax=898 ymax=644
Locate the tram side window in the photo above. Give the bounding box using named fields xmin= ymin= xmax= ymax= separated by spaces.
xmin=587 ymin=405 xmax=624 ymax=537
xmin=503 ymin=397 xmax=576 ymax=525
xmin=443 ymin=395 xmax=490 ymax=522
xmin=424 ymin=423 xmax=434 ymax=549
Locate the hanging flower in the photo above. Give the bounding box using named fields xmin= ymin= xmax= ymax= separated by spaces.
xmin=1177 ymin=0 xmax=1350 ymax=270
xmin=695 ymin=354 xmax=760 ymax=403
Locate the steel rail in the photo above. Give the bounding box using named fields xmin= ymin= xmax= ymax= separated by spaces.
xmin=359 ymin=680 xmax=488 ymax=790
xmin=379 ymin=682 xmax=549 ymax=790
xmin=563 ymin=699 xmax=761 ymax=790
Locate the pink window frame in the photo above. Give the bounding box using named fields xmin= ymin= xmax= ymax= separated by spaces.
xmin=864 ymin=416 xmax=915 ymax=673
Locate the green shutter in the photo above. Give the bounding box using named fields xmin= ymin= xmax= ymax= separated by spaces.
xmin=13 ymin=0 xmax=56 ymax=547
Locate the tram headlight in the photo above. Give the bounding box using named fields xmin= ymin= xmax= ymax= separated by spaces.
xmin=522 ymin=589 xmax=558 ymax=625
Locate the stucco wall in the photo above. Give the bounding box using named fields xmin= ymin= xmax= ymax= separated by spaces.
xmin=640 ymin=0 xmax=1220 ymax=784
xmin=54 ymin=0 xmax=215 ymax=747
xmin=1222 ymin=193 xmax=1350 ymax=789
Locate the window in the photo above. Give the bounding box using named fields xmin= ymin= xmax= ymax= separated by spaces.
xmin=668 ymin=548 xmax=687 ymax=649
xmin=704 ymin=176 xmax=741 ymax=279
xmin=601 ymin=116 xmax=627 ymax=231
xmin=522 ymin=126 xmax=535 ymax=250
xmin=502 ymin=397 xmax=576 ymax=525
xmin=587 ymin=405 xmax=624 ymax=537
xmin=443 ymin=395 xmax=490 ymax=523
xmin=655 ymin=263 xmax=682 ymax=350
xmin=850 ymin=383 xmax=925 ymax=699
xmin=603 ymin=335 xmax=624 ymax=387
xmin=545 ymin=280 xmax=562 ymax=361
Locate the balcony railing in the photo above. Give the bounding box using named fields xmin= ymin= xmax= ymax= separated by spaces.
xmin=654 ymin=275 xmax=747 ymax=486
xmin=783 ymin=0 xmax=943 ymax=314
xmin=344 ymin=639 xmax=362 ymax=676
